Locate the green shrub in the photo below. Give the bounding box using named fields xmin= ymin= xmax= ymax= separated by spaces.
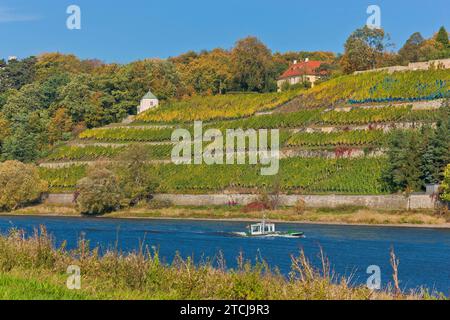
xmin=113 ymin=145 xmax=158 ymax=206
xmin=0 ymin=161 xmax=48 ymax=211
xmin=441 ymin=164 xmax=450 ymax=203
xmin=75 ymin=166 xmax=122 ymax=215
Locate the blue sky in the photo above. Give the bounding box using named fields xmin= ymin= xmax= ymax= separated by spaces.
xmin=0 ymin=0 xmax=448 ymax=63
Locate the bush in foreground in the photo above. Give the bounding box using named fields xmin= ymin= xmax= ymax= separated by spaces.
xmin=0 ymin=160 xmax=48 ymax=211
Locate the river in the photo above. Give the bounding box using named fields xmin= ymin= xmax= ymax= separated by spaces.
xmin=0 ymin=215 xmax=449 ymax=295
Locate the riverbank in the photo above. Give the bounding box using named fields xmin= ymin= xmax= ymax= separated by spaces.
xmin=4 ymin=203 xmax=450 ymax=228
xmin=0 ymin=228 xmax=438 ymax=300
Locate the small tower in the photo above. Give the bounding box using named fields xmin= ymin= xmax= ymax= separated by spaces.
xmin=137 ymin=90 xmax=159 ymax=114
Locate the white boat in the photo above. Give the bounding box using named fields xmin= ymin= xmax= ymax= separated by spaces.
xmin=234 ymin=218 xmax=304 ymax=238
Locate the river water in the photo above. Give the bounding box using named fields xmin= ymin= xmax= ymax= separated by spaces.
xmin=0 ymin=216 xmax=449 ymax=295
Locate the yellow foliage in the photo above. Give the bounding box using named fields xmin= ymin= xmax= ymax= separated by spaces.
xmin=0 ymin=161 xmax=48 ymax=211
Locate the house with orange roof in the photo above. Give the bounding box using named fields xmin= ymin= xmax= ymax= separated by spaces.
xmin=277 ymin=58 xmax=327 ymax=91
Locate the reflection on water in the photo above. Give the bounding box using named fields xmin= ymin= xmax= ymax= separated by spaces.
xmin=0 ymin=215 xmax=449 ymax=294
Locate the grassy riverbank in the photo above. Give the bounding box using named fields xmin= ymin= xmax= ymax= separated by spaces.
xmin=0 ymin=228 xmax=440 ymax=300
xmin=6 ymin=204 xmax=450 ymax=228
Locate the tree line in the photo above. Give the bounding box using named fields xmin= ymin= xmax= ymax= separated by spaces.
xmin=341 ymin=26 xmax=450 ymax=74
xmin=383 ymin=102 xmax=450 ymax=193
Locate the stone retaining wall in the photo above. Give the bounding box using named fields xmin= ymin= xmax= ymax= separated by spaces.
xmin=45 ymin=193 xmax=436 ymax=210
xmin=354 ymin=59 xmax=450 ymax=74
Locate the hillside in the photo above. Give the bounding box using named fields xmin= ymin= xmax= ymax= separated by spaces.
xmin=38 ymin=69 xmax=450 ymax=195
xmin=278 ymin=68 xmax=449 ymax=111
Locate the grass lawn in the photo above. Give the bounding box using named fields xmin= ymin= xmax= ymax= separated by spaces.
xmin=0 ymin=273 xmax=93 ymax=300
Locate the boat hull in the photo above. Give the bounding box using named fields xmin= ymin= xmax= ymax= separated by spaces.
xmin=232 ymin=231 xmax=304 ymax=238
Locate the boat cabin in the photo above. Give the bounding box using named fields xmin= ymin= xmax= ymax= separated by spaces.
xmin=249 ymin=222 xmax=276 ymax=236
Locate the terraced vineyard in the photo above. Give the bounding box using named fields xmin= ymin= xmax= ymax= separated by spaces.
xmin=305 ymin=69 xmax=450 ymax=107
xmin=39 ymin=165 xmax=87 ymax=191
xmin=211 ymin=104 xmax=441 ymax=130
xmin=286 ymin=130 xmax=388 ymax=147
xmin=319 ymin=106 xmax=413 ymax=125
xmin=38 ymin=68 xmax=448 ymax=196
xmin=45 ymin=144 xmax=175 ymax=161
xmin=39 ymin=157 xmax=388 ymax=194
xmin=135 ymin=90 xmax=301 ymax=123
xmin=79 ymin=127 xmax=175 ymax=142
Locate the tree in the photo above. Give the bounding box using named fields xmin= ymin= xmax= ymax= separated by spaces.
xmin=441 ymin=164 xmax=450 ymax=203
xmin=383 ymin=131 xmax=424 ymax=192
xmin=47 ymin=108 xmax=73 ymax=144
xmin=0 ymin=57 xmax=37 ymax=93
xmin=0 ymin=114 xmax=10 ymax=156
xmin=0 ymin=114 xmax=10 ymax=142
xmin=384 ymin=103 xmax=450 ymax=193
xmin=399 ymin=32 xmax=425 ymax=64
xmin=1 ymin=84 xmax=46 ymax=121
xmin=114 ymin=145 xmax=158 ymax=206
xmin=231 ymin=37 xmax=275 ymax=92
xmin=421 ymin=106 xmax=450 ymax=184
xmin=179 ymin=49 xmax=232 ymax=95
xmin=1 ymin=127 xmax=43 ymax=163
xmin=436 ymin=26 xmax=449 ymax=48
xmin=58 ymin=74 xmax=96 ymax=125
xmin=340 ymin=26 xmax=392 ymax=73
xmin=75 ymin=166 xmax=122 ymax=215
xmin=0 ymin=160 xmax=48 ymax=211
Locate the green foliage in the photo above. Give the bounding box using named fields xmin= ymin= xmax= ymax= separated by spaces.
xmin=0 ymin=57 xmax=37 ymax=93
xmin=383 ymin=114 xmax=449 ymax=193
xmin=41 ymin=158 xmax=388 ymax=195
xmin=113 ymin=145 xmax=158 ymax=206
xmin=45 ymin=144 xmax=174 ymax=161
xmin=436 ymin=26 xmax=449 ymax=48
xmin=383 ymin=130 xmax=424 ymax=192
xmin=215 ymin=105 xmax=438 ymax=130
xmin=79 ymin=127 xmax=175 ymax=142
xmin=397 ymin=28 xmax=449 ymax=64
xmin=231 ymin=37 xmax=276 ymax=92
xmin=421 ymin=104 xmax=450 ymax=184
xmin=0 ymin=274 xmax=93 ymax=300
xmin=46 ymin=145 xmax=124 ymax=161
xmin=341 ymin=26 xmax=392 ymax=73
xmin=286 ymin=130 xmax=388 ymax=147
xmin=75 ymin=166 xmax=122 ymax=215
xmin=0 ymin=161 xmax=48 ymax=211
xmin=441 ymin=165 xmax=450 ymax=202
xmin=174 ymin=48 xmax=232 ymax=95
xmin=39 ymin=165 xmax=87 ymax=191
xmin=399 ymin=32 xmax=425 ymax=64
xmin=0 ymin=114 xmax=10 ymax=154
xmin=1 ymin=127 xmax=44 ymax=163
xmin=210 ymin=109 xmax=321 ymax=130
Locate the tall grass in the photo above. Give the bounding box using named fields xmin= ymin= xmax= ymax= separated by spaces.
xmin=0 ymin=227 xmax=440 ymax=300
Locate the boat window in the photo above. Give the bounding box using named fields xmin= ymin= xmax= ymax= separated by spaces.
xmin=252 ymin=225 xmax=261 ymax=233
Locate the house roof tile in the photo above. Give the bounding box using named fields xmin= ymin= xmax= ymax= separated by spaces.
xmin=278 ymin=60 xmax=326 ymax=79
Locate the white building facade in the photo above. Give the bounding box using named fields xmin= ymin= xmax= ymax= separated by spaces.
xmin=137 ymin=90 xmax=159 ymax=114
